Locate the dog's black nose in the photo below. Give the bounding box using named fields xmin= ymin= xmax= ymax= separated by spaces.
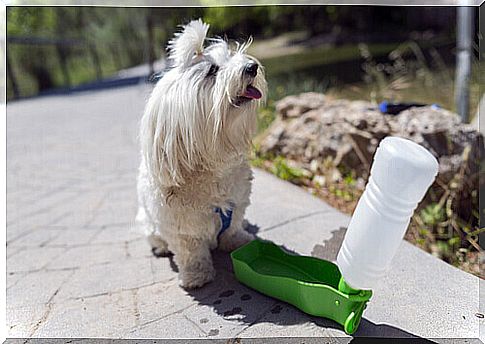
xmin=244 ymin=62 xmax=258 ymax=77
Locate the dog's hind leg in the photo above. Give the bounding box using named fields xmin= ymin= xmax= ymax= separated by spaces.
xmin=136 ymin=159 xmax=172 ymax=257
xmin=136 ymin=205 xmax=172 ymax=257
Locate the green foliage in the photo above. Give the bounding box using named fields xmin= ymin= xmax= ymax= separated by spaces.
xmin=202 ymin=6 xmax=330 ymax=38
xmin=321 ymin=172 xmax=359 ymax=202
xmin=7 ymin=7 xmax=57 ymax=36
xmin=256 ymin=106 xmax=276 ymax=134
xmin=249 ymin=143 xmax=267 ymax=168
xmin=6 ymin=7 xmax=198 ymax=99
xmin=343 ymin=174 xmax=356 ymax=187
xmin=203 ymin=7 xmax=268 ymax=36
xmin=331 ymin=187 xmax=353 ymax=202
xmin=270 ymin=156 xmax=305 ymax=182
xmin=7 ymin=7 xmax=466 ymax=105
xmin=420 ymin=203 xmax=446 ymax=227
xmin=328 ymin=183 xmax=357 ymax=202
xmin=250 ymin=156 xmax=265 ymax=169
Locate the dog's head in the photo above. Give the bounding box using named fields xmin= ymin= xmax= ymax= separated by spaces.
xmin=141 ymin=19 xmax=267 ymax=187
xmin=168 ymin=20 xmax=266 ymax=108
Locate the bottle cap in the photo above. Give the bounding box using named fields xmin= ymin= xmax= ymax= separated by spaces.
xmin=370 ymin=137 xmax=439 ymax=204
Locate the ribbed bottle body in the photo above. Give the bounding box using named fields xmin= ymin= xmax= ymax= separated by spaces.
xmin=337 ymin=137 xmax=439 ymax=290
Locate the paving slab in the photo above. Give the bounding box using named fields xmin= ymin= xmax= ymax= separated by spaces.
xmin=6 ymin=85 xmax=483 ymax=342
xmin=34 ymin=292 xmax=138 ymax=338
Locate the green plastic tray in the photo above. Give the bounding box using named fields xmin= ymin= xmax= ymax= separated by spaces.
xmin=230 ymin=239 xmax=372 ymax=335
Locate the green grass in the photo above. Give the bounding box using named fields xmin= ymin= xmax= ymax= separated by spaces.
xmin=270 ymin=156 xmax=307 ymax=182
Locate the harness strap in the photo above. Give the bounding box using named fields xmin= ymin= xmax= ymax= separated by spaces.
xmin=215 ymin=206 xmax=233 ymax=241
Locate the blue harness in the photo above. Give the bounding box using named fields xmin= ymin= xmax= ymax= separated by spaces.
xmin=215 ymin=206 xmax=233 ymax=241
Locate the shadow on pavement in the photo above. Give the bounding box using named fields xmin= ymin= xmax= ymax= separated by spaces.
xmin=354 ymin=318 xmax=434 ymax=340
xmin=162 ymin=222 xmax=434 ymax=341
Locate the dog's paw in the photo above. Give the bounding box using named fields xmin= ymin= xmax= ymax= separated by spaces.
xmin=148 ymin=235 xmax=172 ymax=258
xmin=179 ymin=265 xmax=216 ymax=289
xmin=151 ymin=246 xmax=173 ymax=258
xmin=219 ymin=229 xmax=255 ymax=252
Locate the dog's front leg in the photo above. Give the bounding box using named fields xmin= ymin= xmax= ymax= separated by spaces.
xmin=218 ymin=204 xmax=254 ymax=252
xmin=171 ymin=233 xmax=215 ymax=289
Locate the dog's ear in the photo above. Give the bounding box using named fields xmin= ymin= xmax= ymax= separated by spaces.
xmin=168 ymin=19 xmax=209 ymax=68
xmin=140 ymin=74 xmax=205 ymax=188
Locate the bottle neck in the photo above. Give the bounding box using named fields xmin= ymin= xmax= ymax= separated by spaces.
xmin=338 ymin=276 xmax=360 ymax=295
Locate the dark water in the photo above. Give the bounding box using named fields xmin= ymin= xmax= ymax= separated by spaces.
xmin=264 ymin=41 xmax=455 ymax=97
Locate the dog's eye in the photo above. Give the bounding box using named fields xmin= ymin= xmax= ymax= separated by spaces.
xmin=207 ymin=64 xmax=219 ymax=77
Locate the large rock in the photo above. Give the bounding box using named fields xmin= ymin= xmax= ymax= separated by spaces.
xmin=260 ymin=95 xmax=391 ymax=175
xmin=259 ymin=93 xmax=484 ymax=232
xmin=275 ymin=92 xmax=327 ymax=119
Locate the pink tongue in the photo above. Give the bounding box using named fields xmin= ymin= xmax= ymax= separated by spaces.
xmin=243 ymin=85 xmax=262 ymax=99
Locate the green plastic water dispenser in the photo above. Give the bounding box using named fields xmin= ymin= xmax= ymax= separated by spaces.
xmin=230 ymin=239 xmax=372 ymax=335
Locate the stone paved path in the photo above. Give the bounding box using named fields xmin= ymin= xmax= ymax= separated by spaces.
xmin=6 ymin=84 xmax=484 ymax=341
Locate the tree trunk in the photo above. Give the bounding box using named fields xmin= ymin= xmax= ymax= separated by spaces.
xmin=56 ymin=45 xmax=71 ymax=87
xmin=89 ymin=43 xmax=103 ymax=80
xmin=6 ymin=51 xmax=20 ymax=99
xmin=146 ymin=12 xmax=156 ymax=77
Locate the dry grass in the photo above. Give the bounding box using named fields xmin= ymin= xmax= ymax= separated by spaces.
xmin=252 ymin=152 xmax=483 ymax=279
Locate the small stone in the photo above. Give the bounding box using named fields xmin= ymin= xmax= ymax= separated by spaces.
xmin=313 ymin=175 xmax=326 ymax=187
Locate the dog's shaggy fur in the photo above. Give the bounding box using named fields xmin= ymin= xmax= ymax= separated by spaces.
xmin=136 ymin=19 xmax=267 ymax=289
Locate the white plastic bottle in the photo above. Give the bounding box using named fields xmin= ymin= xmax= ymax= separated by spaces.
xmin=336 ymin=136 xmax=439 ymax=290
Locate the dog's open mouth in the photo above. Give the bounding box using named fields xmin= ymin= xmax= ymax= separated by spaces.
xmin=235 ymin=85 xmax=262 ymax=105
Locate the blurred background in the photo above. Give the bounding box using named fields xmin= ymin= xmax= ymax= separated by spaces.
xmin=6 ymin=6 xmax=481 ymax=110
xmin=6 ymin=6 xmax=484 ymax=277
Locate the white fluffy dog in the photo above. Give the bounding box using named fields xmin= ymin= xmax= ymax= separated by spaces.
xmin=136 ymin=19 xmax=267 ymax=289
